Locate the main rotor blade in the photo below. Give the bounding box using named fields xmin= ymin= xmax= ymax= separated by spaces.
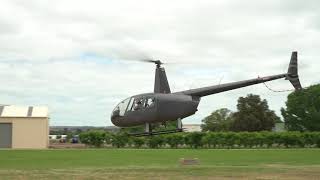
xmin=140 ymin=59 xmax=162 ymax=63
xmin=139 ymin=59 xmax=164 ymax=65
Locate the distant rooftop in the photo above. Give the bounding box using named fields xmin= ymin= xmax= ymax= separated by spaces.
xmin=0 ymin=105 xmax=48 ymax=118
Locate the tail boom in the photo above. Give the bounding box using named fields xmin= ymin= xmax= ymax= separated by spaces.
xmin=176 ymin=51 xmax=302 ymax=97
xmin=178 ymin=73 xmax=287 ymax=97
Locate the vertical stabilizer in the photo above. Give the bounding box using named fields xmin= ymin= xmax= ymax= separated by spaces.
xmin=286 ymin=51 xmax=302 ymax=90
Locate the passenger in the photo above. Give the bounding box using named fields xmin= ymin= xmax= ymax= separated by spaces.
xmin=137 ymin=100 xmax=144 ymax=109
xmin=149 ymin=98 xmax=155 ymax=107
xmin=145 ymin=98 xmax=155 ymax=108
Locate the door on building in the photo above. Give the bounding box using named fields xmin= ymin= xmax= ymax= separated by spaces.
xmin=0 ymin=123 xmax=12 ymax=148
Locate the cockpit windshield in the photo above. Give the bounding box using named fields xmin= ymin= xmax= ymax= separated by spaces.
xmin=112 ymin=97 xmax=131 ymax=117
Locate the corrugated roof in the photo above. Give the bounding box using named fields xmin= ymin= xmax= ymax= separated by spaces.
xmin=0 ymin=105 xmax=48 ymax=118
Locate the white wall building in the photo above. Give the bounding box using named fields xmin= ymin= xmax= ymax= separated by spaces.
xmin=183 ymin=124 xmax=202 ymax=132
xmin=0 ymin=105 xmax=49 ymax=149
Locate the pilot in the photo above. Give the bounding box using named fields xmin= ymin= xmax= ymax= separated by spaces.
xmin=134 ymin=99 xmax=143 ymax=111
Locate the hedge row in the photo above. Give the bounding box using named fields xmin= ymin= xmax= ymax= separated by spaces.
xmin=79 ymin=131 xmax=320 ymax=148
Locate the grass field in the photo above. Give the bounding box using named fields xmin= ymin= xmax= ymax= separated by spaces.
xmin=0 ymin=149 xmax=320 ymax=179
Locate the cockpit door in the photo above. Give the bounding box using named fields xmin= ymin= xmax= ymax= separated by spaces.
xmin=124 ymin=95 xmax=157 ymax=116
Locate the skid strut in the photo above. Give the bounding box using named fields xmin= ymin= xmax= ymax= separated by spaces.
xmin=177 ymin=118 xmax=182 ymax=130
xmin=145 ymin=123 xmax=151 ymax=133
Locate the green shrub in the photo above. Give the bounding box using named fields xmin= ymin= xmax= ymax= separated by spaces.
xmin=165 ymin=134 xmax=184 ymax=148
xmin=131 ymin=137 xmax=145 ymax=148
xmin=184 ymin=132 xmax=204 ymax=148
xmin=80 ymin=130 xmax=320 ymax=149
xmin=79 ymin=130 xmax=106 ymax=148
xmin=111 ymin=133 xmax=129 ymax=148
xmin=147 ymin=136 xmax=165 ymax=148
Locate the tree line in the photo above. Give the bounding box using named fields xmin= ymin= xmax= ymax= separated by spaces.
xmin=79 ymin=131 xmax=320 ymax=148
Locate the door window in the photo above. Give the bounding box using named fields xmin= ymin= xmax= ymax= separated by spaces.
xmin=124 ymin=96 xmax=155 ymax=112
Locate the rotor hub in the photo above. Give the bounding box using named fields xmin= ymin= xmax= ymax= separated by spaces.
xmin=154 ymin=60 xmax=162 ymax=68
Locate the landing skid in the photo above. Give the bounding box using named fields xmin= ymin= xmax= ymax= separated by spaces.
xmin=129 ymin=128 xmax=184 ymax=137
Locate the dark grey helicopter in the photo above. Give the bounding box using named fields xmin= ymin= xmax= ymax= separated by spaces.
xmin=111 ymin=52 xmax=302 ymax=135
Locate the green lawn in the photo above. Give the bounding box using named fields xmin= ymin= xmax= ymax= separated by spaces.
xmin=0 ymin=149 xmax=320 ymax=179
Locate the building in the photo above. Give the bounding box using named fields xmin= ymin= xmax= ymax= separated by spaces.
xmin=183 ymin=124 xmax=202 ymax=132
xmin=0 ymin=105 xmax=49 ymax=149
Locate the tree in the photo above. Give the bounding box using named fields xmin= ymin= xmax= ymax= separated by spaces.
xmin=231 ymin=94 xmax=280 ymax=132
xmin=201 ymin=108 xmax=234 ymax=132
xmin=281 ymin=84 xmax=320 ymax=131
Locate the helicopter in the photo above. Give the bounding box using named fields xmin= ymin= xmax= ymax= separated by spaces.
xmin=111 ymin=51 xmax=302 ymax=136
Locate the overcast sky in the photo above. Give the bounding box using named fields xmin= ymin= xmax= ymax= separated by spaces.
xmin=0 ymin=0 xmax=319 ymax=126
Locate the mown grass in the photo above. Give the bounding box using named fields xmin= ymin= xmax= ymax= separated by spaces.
xmin=0 ymin=149 xmax=320 ymax=179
